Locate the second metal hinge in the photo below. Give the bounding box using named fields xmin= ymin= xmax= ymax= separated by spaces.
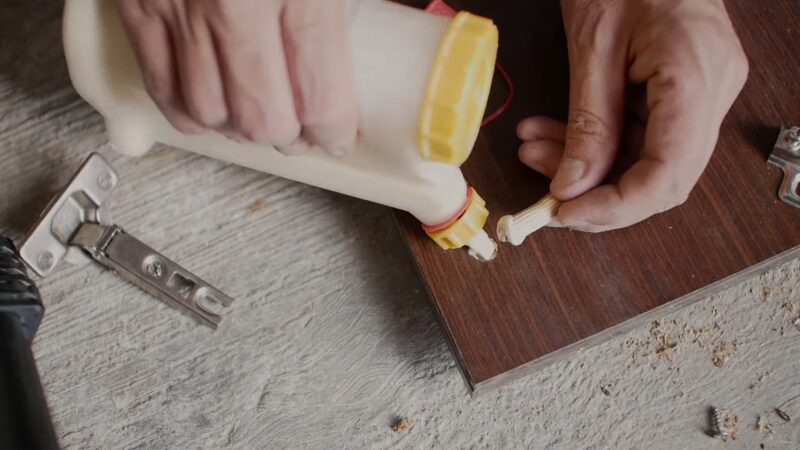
xmin=768 ymin=126 xmax=800 ymax=209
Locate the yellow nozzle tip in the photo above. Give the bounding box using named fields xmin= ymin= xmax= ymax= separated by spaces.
xmin=425 ymin=188 xmax=490 ymax=250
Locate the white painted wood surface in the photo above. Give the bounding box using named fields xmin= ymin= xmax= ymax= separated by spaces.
xmin=1 ymin=2 xmax=799 ymax=448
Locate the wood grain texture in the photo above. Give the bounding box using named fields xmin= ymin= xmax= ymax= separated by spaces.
xmin=396 ymin=0 xmax=800 ymax=392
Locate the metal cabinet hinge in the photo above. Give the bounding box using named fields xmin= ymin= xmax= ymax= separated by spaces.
xmin=768 ymin=126 xmax=800 ymax=209
xmin=20 ymin=153 xmax=233 ymax=329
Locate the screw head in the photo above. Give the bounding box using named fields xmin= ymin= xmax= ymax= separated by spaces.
xmin=785 ymin=127 xmax=800 ymax=148
xmin=146 ymin=260 xmax=165 ymax=279
xmin=97 ymin=173 xmax=114 ymax=191
xmin=37 ymin=251 xmax=55 ymax=271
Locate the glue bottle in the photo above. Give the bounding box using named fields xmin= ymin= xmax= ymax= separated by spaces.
xmin=62 ymin=0 xmax=499 ymax=260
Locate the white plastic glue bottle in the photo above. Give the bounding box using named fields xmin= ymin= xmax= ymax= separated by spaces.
xmin=62 ymin=0 xmax=500 ymax=260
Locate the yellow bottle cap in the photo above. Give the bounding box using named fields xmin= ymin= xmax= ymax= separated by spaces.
xmin=425 ymin=188 xmax=490 ymax=250
xmin=417 ymin=12 xmax=499 ymax=166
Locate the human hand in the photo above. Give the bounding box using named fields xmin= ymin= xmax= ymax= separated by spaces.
xmin=517 ymin=0 xmax=748 ymax=231
xmin=116 ymin=0 xmax=357 ymax=155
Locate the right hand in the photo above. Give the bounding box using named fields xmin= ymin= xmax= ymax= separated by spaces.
xmin=116 ymin=0 xmax=358 ymax=156
xmin=517 ymin=0 xmax=748 ymax=232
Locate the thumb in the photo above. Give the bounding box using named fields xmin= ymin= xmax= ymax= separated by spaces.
xmin=551 ymin=48 xmax=626 ymax=200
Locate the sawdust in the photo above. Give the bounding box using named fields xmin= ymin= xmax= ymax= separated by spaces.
xmin=712 ymin=409 xmax=739 ymax=442
xmin=599 ymin=379 xmax=617 ymax=397
xmin=761 ymin=286 xmax=773 ymax=301
xmin=725 ymin=414 xmax=740 ymax=441
xmin=392 ymin=417 xmax=415 ymax=433
xmin=649 ymin=319 xmax=722 ymax=356
xmin=712 ymin=343 xmax=736 ymax=368
xmin=755 ymin=414 xmax=774 ymax=435
xmin=247 ymin=200 xmax=268 ymax=213
xmin=655 ymin=335 xmax=677 ymax=361
xmin=748 ymin=372 xmax=769 ymax=392
xmin=783 ymin=303 xmax=797 ymax=316
xmin=775 ymin=408 xmax=791 ymax=423
xmin=649 ymin=319 xmax=677 ymax=337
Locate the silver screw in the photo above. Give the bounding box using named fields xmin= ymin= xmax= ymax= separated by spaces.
xmin=786 ymin=127 xmax=800 ymax=150
xmin=146 ymin=260 xmax=165 ymax=279
xmin=37 ymin=251 xmax=55 ymax=271
xmin=709 ymin=407 xmax=730 ymax=440
xmin=97 ymin=173 xmax=114 ymax=191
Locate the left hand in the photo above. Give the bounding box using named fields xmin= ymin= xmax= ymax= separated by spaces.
xmin=517 ymin=0 xmax=749 ymax=232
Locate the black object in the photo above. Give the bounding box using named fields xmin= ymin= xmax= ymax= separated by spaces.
xmin=0 ymin=236 xmax=59 ymax=450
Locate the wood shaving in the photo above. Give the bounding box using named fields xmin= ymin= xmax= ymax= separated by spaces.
xmin=247 ymin=200 xmax=267 ymax=213
xmin=748 ymin=372 xmax=769 ymax=392
xmin=600 ymin=379 xmax=617 ymax=397
xmin=649 ymin=320 xmax=662 ymax=337
xmin=656 ymin=336 xmax=677 ymax=361
xmin=756 ymin=414 xmax=774 ymax=435
xmin=775 ymin=408 xmax=791 ymax=423
xmin=717 ymin=411 xmax=739 ymax=441
xmin=392 ymin=417 xmax=415 ymax=433
xmin=712 ymin=343 xmax=735 ymax=368
xmin=727 ymin=416 xmax=740 ymax=441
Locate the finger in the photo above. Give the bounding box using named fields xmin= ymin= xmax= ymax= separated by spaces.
xmin=171 ymin=4 xmax=228 ymax=128
xmin=517 ymin=116 xmax=567 ymax=143
xmin=551 ymin=36 xmax=626 ymax=200
xmin=283 ymin=0 xmax=358 ymax=155
xmin=115 ymin=2 xmax=204 ymax=134
xmin=558 ymin=70 xmax=713 ymax=232
xmin=208 ymin=1 xmax=300 ymax=146
xmin=277 ymin=138 xmax=312 ymax=156
xmin=556 ymin=159 xmax=685 ymax=232
xmin=518 ymin=140 xmax=563 ymax=179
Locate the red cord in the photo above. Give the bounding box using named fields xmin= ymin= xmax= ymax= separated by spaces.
xmin=424 ymin=0 xmax=457 ymax=16
xmin=425 ymin=0 xmax=514 ymax=128
xmin=481 ymin=63 xmax=514 ymax=127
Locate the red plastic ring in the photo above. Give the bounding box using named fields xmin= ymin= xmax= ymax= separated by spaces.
xmin=421 ymin=187 xmax=474 ymax=233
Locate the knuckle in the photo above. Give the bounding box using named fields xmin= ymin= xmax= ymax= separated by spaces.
xmin=654 ymin=69 xmax=706 ymax=108
xmin=654 ymin=180 xmax=692 ymax=212
xmin=566 ymin=108 xmax=612 ymax=147
xmin=205 ymin=0 xmax=248 ymax=28
xmin=206 ymin=0 xmax=234 ymax=15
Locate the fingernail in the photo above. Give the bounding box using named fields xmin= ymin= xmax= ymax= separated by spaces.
xmin=555 ymin=159 xmax=586 ymax=186
xmin=279 ymin=141 xmax=310 ymax=156
xmin=563 ymin=218 xmax=594 ymax=231
xmin=330 ymin=146 xmax=350 ymax=157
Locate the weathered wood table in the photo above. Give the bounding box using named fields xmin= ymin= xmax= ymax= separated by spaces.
xmin=396 ymin=0 xmax=800 ymax=393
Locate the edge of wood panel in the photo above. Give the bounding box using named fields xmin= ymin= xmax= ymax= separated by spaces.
xmin=467 ymin=245 xmax=800 ymax=396
xmin=392 ymin=213 xmax=480 ymax=393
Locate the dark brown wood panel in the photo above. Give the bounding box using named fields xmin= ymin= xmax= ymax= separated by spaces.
xmin=394 ymin=0 xmax=800 ymax=392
